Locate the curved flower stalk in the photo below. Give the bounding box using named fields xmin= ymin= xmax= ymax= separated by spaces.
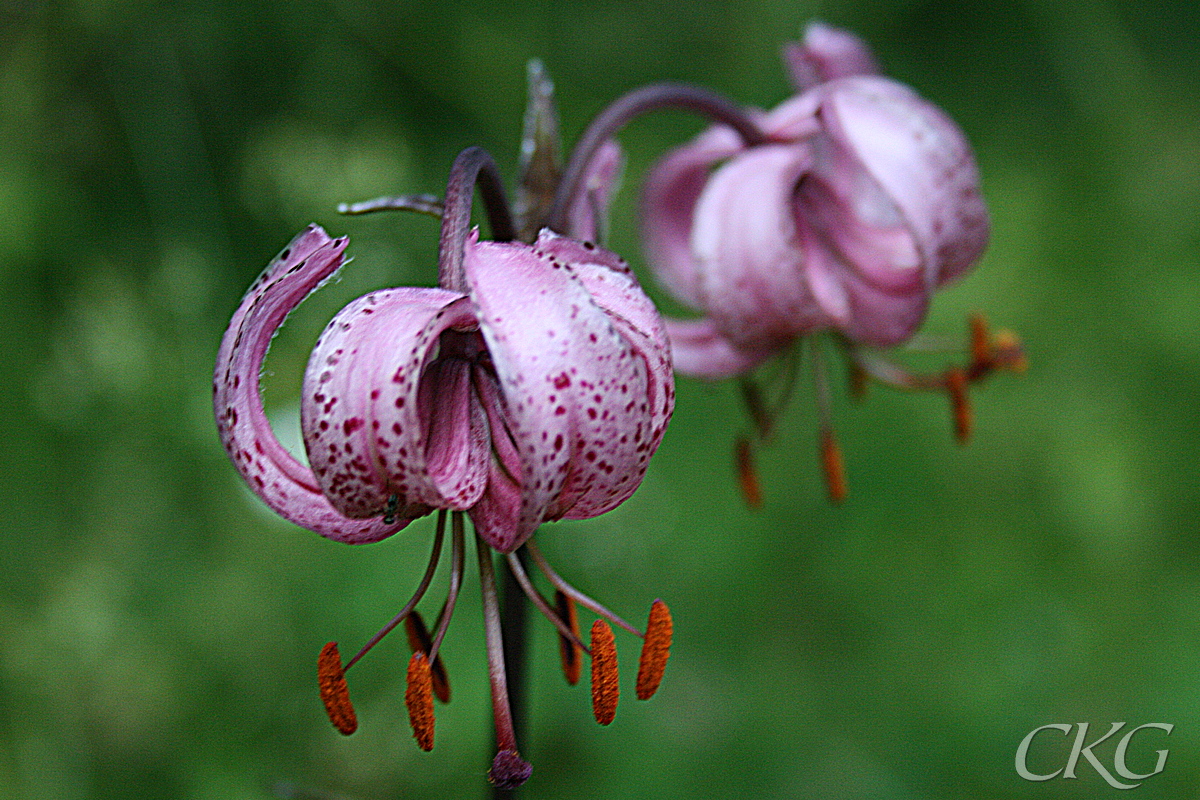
xmin=214 ymin=147 xmax=675 ymax=789
xmin=627 ymin=22 xmax=1024 ymax=503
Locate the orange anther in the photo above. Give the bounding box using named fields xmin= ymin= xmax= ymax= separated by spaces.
xmin=945 ymin=367 xmax=972 ymax=444
xmin=735 ymin=437 xmax=763 ymax=508
xmin=590 ymin=620 xmax=619 ymax=726
xmin=636 ymin=600 xmax=673 ymax=700
xmin=317 ymin=642 xmax=357 ymax=735
xmin=404 ymin=611 xmax=450 ymax=703
xmin=820 ymin=429 xmax=847 ymax=503
xmin=993 ymin=329 xmax=1028 ymax=374
xmin=405 ymin=652 xmax=436 ymax=751
xmin=969 ymin=314 xmax=991 ymax=366
xmin=555 ymin=590 xmax=582 ymax=686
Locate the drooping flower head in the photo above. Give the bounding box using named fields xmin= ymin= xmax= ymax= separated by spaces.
xmin=214 ymin=146 xmax=675 ymax=788
xmin=288 ymin=222 xmax=672 ymax=553
xmin=631 ymin=22 xmax=1023 ymax=502
xmin=642 ymin=22 xmax=988 ymax=370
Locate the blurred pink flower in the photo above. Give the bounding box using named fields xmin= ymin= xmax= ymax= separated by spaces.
xmin=636 ymin=24 xmax=1021 ymax=506
xmin=642 ymin=23 xmax=989 ymax=379
xmin=783 ymin=21 xmax=881 ymax=90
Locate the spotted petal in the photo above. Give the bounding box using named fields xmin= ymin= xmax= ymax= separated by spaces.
xmin=464 ymin=230 xmax=668 ymax=551
xmin=534 ymin=230 xmax=675 ymax=519
xmin=690 ymin=142 xmax=831 ymax=349
xmin=213 ymin=225 xmax=410 ymax=544
xmin=301 ymin=287 xmax=490 ymax=518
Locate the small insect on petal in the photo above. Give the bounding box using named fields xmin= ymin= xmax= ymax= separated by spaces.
xmin=405 ymin=652 xmax=436 ymax=751
xmin=820 ymin=429 xmax=848 ymax=503
xmin=317 ymin=642 xmax=357 ymax=735
xmin=555 ymin=590 xmax=582 ymax=686
xmin=945 ymin=367 xmax=972 ymax=445
xmin=404 ymin=611 xmax=451 ymax=703
xmin=735 ymin=436 xmax=763 ymax=509
xmin=590 ymin=619 xmax=619 ymax=725
xmin=636 ymin=599 xmax=673 ymax=700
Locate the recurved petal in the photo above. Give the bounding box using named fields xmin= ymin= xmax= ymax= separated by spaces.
xmin=796 ymin=149 xmax=923 ymax=296
xmin=464 ymin=233 xmax=660 ymax=550
xmin=817 ymin=76 xmax=989 ymax=289
xmin=463 ymin=370 xmax=524 ymax=544
xmin=662 ymin=317 xmax=779 ymax=379
xmin=301 ymin=290 xmax=396 ymax=519
xmin=641 ymin=124 xmax=746 ymax=309
xmin=783 ymin=22 xmax=881 ymax=91
xmin=213 ymin=225 xmax=410 ymax=544
xmin=799 ymin=234 xmax=932 ymax=346
xmin=534 ymin=230 xmax=674 ymax=519
xmin=415 ymin=352 xmax=492 ymax=509
xmin=690 ymin=143 xmax=830 ymax=348
xmin=303 ymin=287 xmax=491 ymax=517
xmin=383 ymin=294 xmax=492 ymax=511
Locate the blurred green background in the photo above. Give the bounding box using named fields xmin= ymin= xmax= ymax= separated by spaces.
xmin=4 ymin=0 xmax=1199 ymax=797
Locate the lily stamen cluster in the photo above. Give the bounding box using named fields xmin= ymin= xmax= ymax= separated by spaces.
xmin=314 ymin=510 xmax=671 ymax=788
xmin=734 ymin=313 xmax=1027 ymax=505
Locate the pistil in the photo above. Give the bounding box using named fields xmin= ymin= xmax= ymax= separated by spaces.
xmin=477 ymin=528 xmax=533 ymax=789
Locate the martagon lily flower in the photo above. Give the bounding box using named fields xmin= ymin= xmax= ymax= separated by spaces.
xmin=635 ymin=22 xmax=1025 ymax=503
xmin=213 ymin=147 xmax=675 ymax=788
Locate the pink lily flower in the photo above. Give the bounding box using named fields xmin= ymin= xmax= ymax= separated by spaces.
xmin=632 ymin=24 xmax=1018 ymax=504
xmin=214 ymin=229 xmax=671 ymax=555
xmin=641 ymin=25 xmax=989 ymax=378
xmin=214 ymin=147 xmax=675 ymax=788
